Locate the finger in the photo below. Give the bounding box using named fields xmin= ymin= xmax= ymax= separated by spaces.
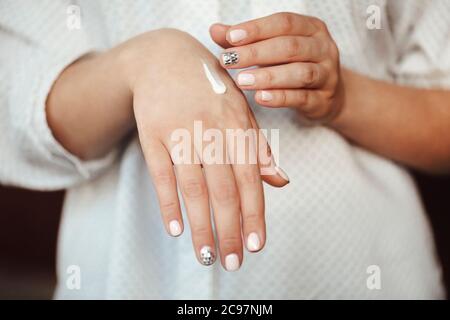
xmin=247 ymin=108 xmax=290 ymax=187
xmin=226 ymin=12 xmax=319 ymax=45
xmin=142 ymin=139 xmax=184 ymax=237
xmin=236 ymin=62 xmax=326 ymax=90
xmin=226 ymin=126 xmax=266 ymax=253
xmin=209 ymin=23 xmax=233 ymax=49
xmin=255 ymin=89 xmax=324 ymax=116
xmin=220 ymin=36 xmax=324 ymax=69
xmin=202 ymin=161 xmax=243 ymax=272
xmin=174 ymin=159 xmax=217 ymax=267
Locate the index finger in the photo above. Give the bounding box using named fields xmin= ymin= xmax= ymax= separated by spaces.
xmin=226 ymin=12 xmax=319 ymax=45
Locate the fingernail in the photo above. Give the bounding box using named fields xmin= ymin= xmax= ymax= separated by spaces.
xmin=222 ymin=51 xmax=239 ymax=66
xmin=247 ymin=232 xmax=261 ymax=252
xmin=229 ymin=29 xmax=247 ymax=43
xmin=261 ymin=91 xmax=273 ymax=101
xmin=225 ymin=253 xmax=240 ymax=271
xmin=275 ymin=166 xmax=290 ymax=182
xmin=169 ymin=220 xmax=182 ymax=237
xmin=200 ymin=246 xmax=216 ymax=266
xmin=237 ymin=73 xmax=255 ymax=86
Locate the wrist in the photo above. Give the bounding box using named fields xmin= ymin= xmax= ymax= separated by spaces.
xmin=46 ymin=50 xmax=136 ymax=160
xmin=112 ymin=28 xmax=193 ymax=93
xmin=327 ymin=68 xmax=359 ymax=132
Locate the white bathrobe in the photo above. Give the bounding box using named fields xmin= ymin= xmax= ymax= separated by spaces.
xmin=0 ymin=0 xmax=448 ymax=299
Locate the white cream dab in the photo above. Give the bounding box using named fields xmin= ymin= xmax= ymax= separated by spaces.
xmin=202 ymin=60 xmax=227 ymax=94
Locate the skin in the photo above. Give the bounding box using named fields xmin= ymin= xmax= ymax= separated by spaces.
xmin=47 ymin=29 xmax=289 ymax=271
xmin=210 ymin=12 xmax=450 ymax=173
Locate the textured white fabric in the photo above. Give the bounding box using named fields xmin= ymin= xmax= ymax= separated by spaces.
xmin=0 ymin=0 xmax=448 ymax=299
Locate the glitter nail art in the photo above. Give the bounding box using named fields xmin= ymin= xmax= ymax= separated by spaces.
xmin=200 ymin=246 xmax=215 ymax=266
xmin=222 ymin=51 xmax=239 ymax=66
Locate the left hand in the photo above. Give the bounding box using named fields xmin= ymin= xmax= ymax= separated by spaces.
xmin=210 ymin=12 xmax=344 ymax=123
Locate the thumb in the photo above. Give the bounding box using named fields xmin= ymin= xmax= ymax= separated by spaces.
xmin=209 ymin=23 xmax=233 ymax=49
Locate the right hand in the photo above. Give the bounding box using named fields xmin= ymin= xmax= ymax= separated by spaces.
xmin=115 ymin=29 xmax=290 ymax=270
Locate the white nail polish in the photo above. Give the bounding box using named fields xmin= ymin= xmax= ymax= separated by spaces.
xmin=237 ymin=73 xmax=255 ymax=86
xmin=229 ymin=29 xmax=247 ymax=43
xmin=169 ymin=220 xmax=182 ymax=236
xmin=247 ymin=232 xmax=261 ymax=252
xmin=261 ymin=91 xmax=273 ymax=101
xmin=275 ymin=166 xmax=290 ymax=182
xmin=225 ymin=254 xmax=240 ymax=271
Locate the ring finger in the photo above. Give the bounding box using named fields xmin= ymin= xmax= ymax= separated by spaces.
xmin=175 ymin=159 xmax=217 ymax=267
xmin=236 ymin=62 xmax=326 ymax=90
xmin=202 ymin=161 xmax=244 ymax=272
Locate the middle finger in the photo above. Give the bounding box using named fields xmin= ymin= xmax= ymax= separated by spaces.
xmin=221 ymin=36 xmax=324 ymax=69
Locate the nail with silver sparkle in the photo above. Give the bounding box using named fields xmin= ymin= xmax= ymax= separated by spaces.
xmin=199 ymin=246 xmax=216 ymax=266
xmin=222 ymin=51 xmax=239 ymax=66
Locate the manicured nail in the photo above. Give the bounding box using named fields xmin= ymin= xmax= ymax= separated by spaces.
xmin=247 ymin=232 xmax=261 ymax=252
xmin=237 ymin=73 xmax=255 ymax=86
xmin=261 ymin=91 xmax=273 ymax=101
xmin=169 ymin=220 xmax=182 ymax=237
xmin=200 ymin=246 xmax=216 ymax=266
xmin=229 ymin=29 xmax=248 ymax=43
xmin=275 ymin=166 xmax=290 ymax=182
xmin=225 ymin=253 xmax=240 ymax=271
xmin=222 ymin=51 xmax=239 ymax=66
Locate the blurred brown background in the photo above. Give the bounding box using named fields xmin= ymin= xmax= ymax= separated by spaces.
xmin=0 ymin=171 xmax=448 ymax=299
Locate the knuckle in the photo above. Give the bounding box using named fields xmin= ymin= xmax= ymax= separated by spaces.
xmin=312 ymin=17 xmax=327 ymax=32
xmin=278 ymin=90 xmax=287 ymax=106
xmin=260 ymin=69 xmax=275 ymax=86
xmin=249 ymin=22 xmax=261 ymax=38
xmin=297 ymin=90 xmax=309 ymax=106
xmin=248 ymin=45 xmax=258 ymax=61
xmin=212 ymin=180 xmax=239 ymax=204
xmin=182 ymin=179 xmax=206 ymax=199
xmin=277 ymin=12 xmax=294 ymax=33
xmin=191 ymin=224 xmax=212 ymax=238
xmin=291 ymin=91 xmax=308 ymax=110
xmin=219 ymin=235 xmax=242 ymax=249
xmin=160 ymin=200 xmax=179 ymax=214
xmin=239 ymin=170 xmax=260 ymax=186
xmin=302 ymin=65 xmax=317 ymax=86
xmin=243 ymin=211 xmax=262 ymax=226
xmin=285 ymin=37 xmax=300 ymax=59
xmin=153 ymin=170 xmax=175 ymax=186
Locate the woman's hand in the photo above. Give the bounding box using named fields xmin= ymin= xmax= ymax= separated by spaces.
xmin=48 ymin=28 xmax=289 ymax=271
xmin=210 ymin=13 xmax=450 ymax=173
xmin=115 ymin=29 xmax=289 ymax=270
xmin=210 ymin=12 xmax=344 ymax=123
